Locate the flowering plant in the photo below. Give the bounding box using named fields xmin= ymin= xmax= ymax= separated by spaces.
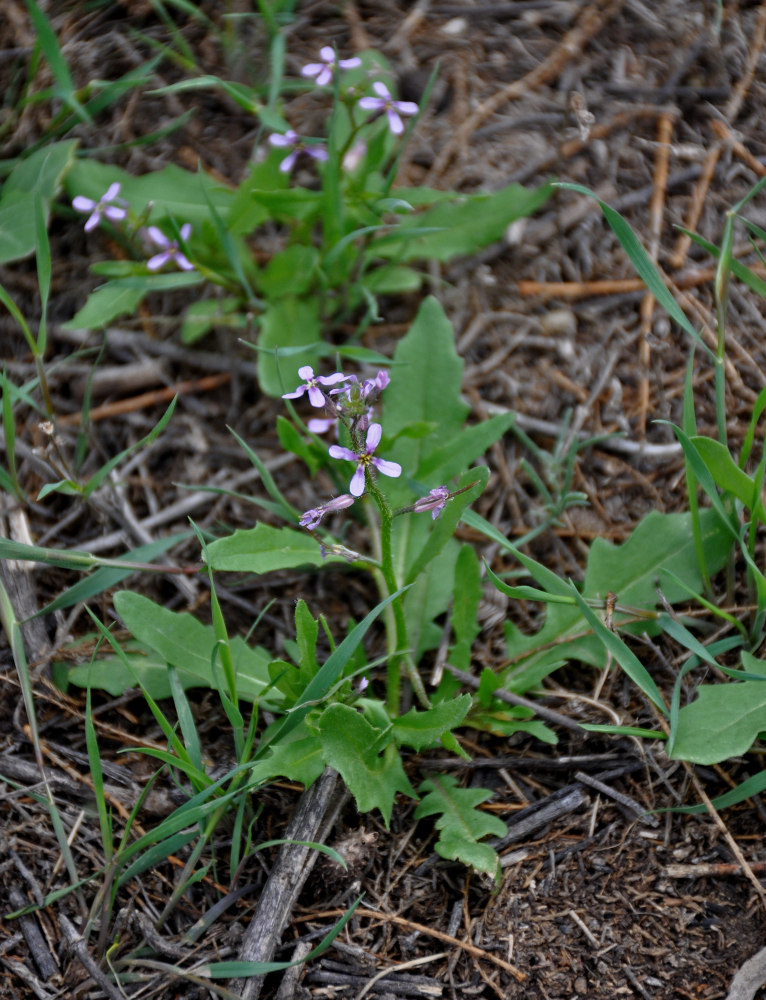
xmin=60 ymin=46 xmax=551 ymax=397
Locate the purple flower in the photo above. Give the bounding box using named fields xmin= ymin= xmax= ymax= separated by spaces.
xmin=360 ymin=369 xmax=390 ymax=399
xmin=72 ymin=182 xmax=128 ymax=232
xmin=301 ymin=46 xmax=361 ymax=87
xmin=268 ymin=130 xmax=329 ymax=174
xmin=329 ymin=423 xmax=402 ymax=497
xmin=358 ymin=82 xmax=419 ymax=136
xmin=283 ymin=366 xmax=348 ymax=407
xmin=413 ymin=486 xmax=450 ymax=520
xmin=307 ymin=416 xmax=337 ymax=435
xmin=146 ymin=224 xmax=194 ymax=271
xmin=300 ymin=493 xmax=355 ymax=530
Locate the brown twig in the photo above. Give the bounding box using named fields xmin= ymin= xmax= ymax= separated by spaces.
xmin=516 ymin=264 xmax=766 ymax=300
xmin=663 ymin=860 xmax=766 ymax=878
xmin=306 ymin=907 xmax=526 ymax=982
xmin=55 ymin=372 xmax=231 ymax=428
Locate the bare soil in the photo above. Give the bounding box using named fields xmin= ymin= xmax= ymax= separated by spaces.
xmin=2 ymin=2 xmax=766 ymax=998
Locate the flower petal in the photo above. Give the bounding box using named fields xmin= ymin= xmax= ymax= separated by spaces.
xmin=297 ymin=366 xmax=315 ymax=380
xmin=307 ymin=384 xmax=325 ymax=407
xmin=316 ymin=372 xmax=347 ymax=386
xmin=372 ymin=81 xmax=391 ymax=99
xmin=329 ymin=445 xmax=358 ymax=462
xmin=72 ymin=196 xmax=96 ymax=212
xmin=147 ymin=226 xmax=169 ymax=249
xmin=104 ymin=182 xmax=122 ymax=201
xmin=365 ymin=423 xmax=382 ymax=452
xmin=372 ymin=458 xmax=401 ymax=478
xmin=350 ymin=466 xmax=366 ymax=496
xmin=146 ymin=251 xmax=169 ymax=271
xmin=386 ymin=110 xmax=404 ymax=135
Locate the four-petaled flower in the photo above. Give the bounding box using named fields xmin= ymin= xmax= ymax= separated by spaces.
xmin=146 ymin=224 xmax=194 ymax=271
xmin=413 ymin=486 xmax=450 ymax=520
xmin=358 ymin=81 xmax=419 ymax=136
xmin=329 ymin=423 xmax=401 ymax=497
xmin=283 ymin=366 xmax=348 ymax=407
xmin=301 ymin=46 xmax=361 ymax=87
xmin=268 ymin=130 xmax=329 ymax=174
xmin=300 ymin=494 xmax=355 ymax=530
xmin=73 ymin=182 xmax=128 ymax=232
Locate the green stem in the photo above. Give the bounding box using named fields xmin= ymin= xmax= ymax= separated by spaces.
xmin=366 ymin=473 xmax=428 ymax=713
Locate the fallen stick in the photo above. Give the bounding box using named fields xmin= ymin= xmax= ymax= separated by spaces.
xmin=231 ymin=767 xmax=339 ymax=1000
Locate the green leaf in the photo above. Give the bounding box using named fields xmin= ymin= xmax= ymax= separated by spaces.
xmin=690 ymin=435 xmax=766 ymax=521
xmin=256 ymin=296 xmax=322 ymax=397
xmin=256 ymin=245 xmax=319 ymax=298
xmin=449 ymin=545 xmax=482 ymax=671
xmin=415 ymin=774 xmax=504 ymax=877
xmin=65 ymin=160 xmax=234 ymax=226
xmin=371 ymin=181 xmax=552 ymax=262
xmin=496 ymin=508 xmax=731 ymax=693
xmin=417 ymin=413 xmax=515 ymax=481
xmin=258 ymin=587 xmax=409 ymax=754
xmin=362 ymin=264 xmax=422 ymax=294
xmin=251 ymin=729 xmax=325 ymax=788
xmin=0 ymin=141 xmax=78 ymax=263
xmin=392 ymin=695 xmax=472 ymax=750
xmin=205 ymin=523 xmax=344 ymax=573
xmin=672 ymin=678 xmax=766 ymax=764
xmin=107 ymin=592 xmax=273 ymax=701
xmin=25 ymin=0 xmax=91 ymax=123
xmin=63 ymin=283 xmax=145 ymax=331
xmin=181 ymin=297 xmax=245 ymax=344
xmin=276 ymin=415 xmax=322 ymax=475
xmin=317 ymin=704 xmax=415 ymax=827
xmin=34 ymin=532 xmax=191 ymax=617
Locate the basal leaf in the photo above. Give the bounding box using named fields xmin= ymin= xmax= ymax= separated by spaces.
xmin=415 ymin=774 xmax=504 ymax=877
xmin=256 ymin=296 xmax=322 ymax=397
xmin=672 ymin=679 xmax=766 ymax=764
xmin=392 ymin=695 xmax=472 ymax=750
xmin=498 ymin=508 xmax=731 ymax=693
xmin=317 ymin=704 xmax=416 ymax=827
xmin=205 ymin=523 xmax=343 ymax=573
xmin=111 ymin=592 xmax=272 ymax=701
xmin=63 ymin=283 xmax=145 ymax=331
xmin=371 ymin=181 xmax=552 ymax=263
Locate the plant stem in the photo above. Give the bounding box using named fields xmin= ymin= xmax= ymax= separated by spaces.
xmin=366 ymin=474 xmax=429 ymax=713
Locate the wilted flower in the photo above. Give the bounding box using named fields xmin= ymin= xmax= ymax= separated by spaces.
xmin=301 ymin=46 xmax=361 ymax=87
xmin=146 ymin=224 xmax=194 ymax=271
xmin=358 ymin=81 xmax=419 ymax=136
xmin=283 ymin=366 xmax=348 ymax=407
xmin=300 ymin=493 xmax=355 ymax=530
xmin=268 ymin=130 xmax=329 ymax=174
xmin=329 ymin=422 xmax=401 ymax=497
xmin=412 ymin=486 xmax=450 ymax=520
xmin=73 ymin=182 xmax=128 ymax=232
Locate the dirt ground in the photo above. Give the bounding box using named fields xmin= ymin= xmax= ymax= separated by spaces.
xmin=2 ymin=1 xmax=766 ymax=997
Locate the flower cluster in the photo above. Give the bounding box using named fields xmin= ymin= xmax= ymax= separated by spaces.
xmin=73 ymin=183 xmax=196 ymax=274
xmin=283 ymin=365 xmax=452 ymax=532
xmin=267 ymin=49 xmax=419 ymax=175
